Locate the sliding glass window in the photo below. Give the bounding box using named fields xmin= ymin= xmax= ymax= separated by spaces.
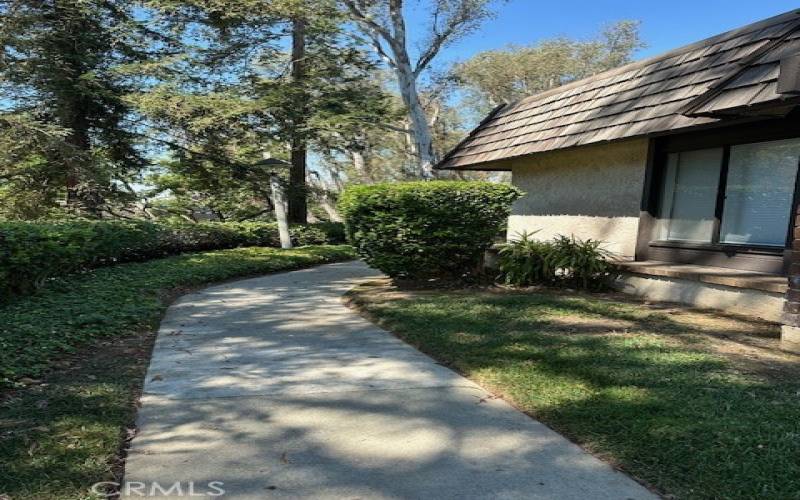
xmin=658 ymin=148 xmax=723 ymax=243
xmin=720 ymin=138 xmax=800 ymax=247
xmin=657 ymin=138 xmax=800 ymax=248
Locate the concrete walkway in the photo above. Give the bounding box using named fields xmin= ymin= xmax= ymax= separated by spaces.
xmin=124 ymin=261 xmax=656 ymax=499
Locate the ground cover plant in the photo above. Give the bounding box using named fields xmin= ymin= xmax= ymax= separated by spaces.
xmin=348 ymin=281 xmax=799 ymax=500
xmin=0 ymin=220 xmax=345 ymax=297
xmin=0 ymin=245 xmax=354 ymax=500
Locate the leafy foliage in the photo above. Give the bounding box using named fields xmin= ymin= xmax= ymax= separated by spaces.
xmin=453 ymin=21 xmax=644 ymax=109
xmin=0 ymin=0 xmax=169 ymax=216
xmin=339 ymin=181 xmax=520 ymax=278
xmin=0 ymin=244 xmax=353 ymax=391
xmin=498 ymin=232 xmax=614 ymax=289
xmin=136 ymin=0 xmax=392 ymax=223
xmin=0 ymin=220 xmax=345 ymax=297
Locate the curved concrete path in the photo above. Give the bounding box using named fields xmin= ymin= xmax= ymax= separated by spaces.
xmin=124 ymin=261 xmax=656 ymax=499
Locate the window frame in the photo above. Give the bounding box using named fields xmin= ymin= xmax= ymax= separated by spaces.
xmin=656 ymin=147 xmax=726 ymax=244
xmin=655 ymin=141 xmax=799 ymax=250
xmin=636 ymin=117 xmax=800 ymax=274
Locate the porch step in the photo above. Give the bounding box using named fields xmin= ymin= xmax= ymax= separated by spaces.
xmin=617 ymin=260 xmax=787 ymax=294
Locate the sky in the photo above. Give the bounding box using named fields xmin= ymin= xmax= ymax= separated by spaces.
xmin=406 ymin=0 xmax=800 ymax=68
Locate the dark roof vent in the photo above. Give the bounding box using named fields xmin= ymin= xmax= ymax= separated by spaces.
xmin=778 ymin=53 xmax=800 ymax=94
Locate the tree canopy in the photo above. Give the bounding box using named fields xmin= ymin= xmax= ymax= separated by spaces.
xmin=0 ymin=2 xmax=646 ymax=222
xmin=453 ymin=21 xmax=644 ymax=108
xmin=0 ymin=0 xmax=169 ymax=217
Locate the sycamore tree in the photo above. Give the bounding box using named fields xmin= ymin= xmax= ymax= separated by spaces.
xmin=342 ymin=0 xmax=501 ymax=178
xmin=453 ymin=20 xmax=644 ymax=110
xmin=0 ymin=0 xmax=170 ymax=218
xmin=322 ymin=71 xmax=472 ymax=184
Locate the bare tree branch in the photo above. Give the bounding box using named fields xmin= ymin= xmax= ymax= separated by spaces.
xmin=341 ymin=0 xmax=397 ymax=67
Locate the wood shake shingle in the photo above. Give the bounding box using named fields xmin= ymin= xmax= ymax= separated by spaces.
xmin=438 ymin=10 xmax=800 ymax=170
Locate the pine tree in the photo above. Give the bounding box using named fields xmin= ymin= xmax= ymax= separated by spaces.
xmin=0 ymin=0 xmax=164 ymax=216
xmin=141 ymin=0 xmax=391 ymax=222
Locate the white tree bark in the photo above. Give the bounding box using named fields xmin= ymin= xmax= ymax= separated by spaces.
xmin=350 ymin=148 xmax=367 ymax=180
xmin=343 ymin=0 xmax=494 ymax=179
xmin=317 ymin=193 xmax=341 ymax=222
xmin=395 ymin=57 xmax=435 ymax=178
xmin=269 ymin=173 xmax=293 ymax=249
xmin=309 ymin=171 xmax=343 ymax=222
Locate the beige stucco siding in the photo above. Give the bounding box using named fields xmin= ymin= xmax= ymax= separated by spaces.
xmin=508 ymin=138 xmax=649 ymax=258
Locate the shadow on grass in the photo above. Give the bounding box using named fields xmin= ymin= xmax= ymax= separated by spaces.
xmin=0 ymin=331 xmax=154 ymax=500
xmin=350 ymin=283 xmax=800 ymax=500
xmin=0 ymin=246 xmax=355 ymax=499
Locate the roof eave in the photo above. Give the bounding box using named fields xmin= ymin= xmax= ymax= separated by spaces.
xmin=434 ymin=103 xmax=508 ymax=170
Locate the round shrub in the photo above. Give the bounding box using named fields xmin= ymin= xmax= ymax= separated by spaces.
xmin=339 ymin=181 xmax=521 ymax=279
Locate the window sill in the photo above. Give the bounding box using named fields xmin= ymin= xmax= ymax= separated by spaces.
xmin=649 ymin=240 xmax=785 ymax=255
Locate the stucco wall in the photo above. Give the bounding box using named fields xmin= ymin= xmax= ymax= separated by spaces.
xmin=508 ymin=138 xmax=649 ymax=258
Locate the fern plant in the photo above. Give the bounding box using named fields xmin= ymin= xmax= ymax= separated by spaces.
xmin=498 ymin=232 xmax=614 ymax=290
xmin=497 ymin=231 xmax=555 ymax=286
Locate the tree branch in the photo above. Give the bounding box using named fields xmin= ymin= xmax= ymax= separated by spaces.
xmin=387 ymin=0 xmax=408 ymax=59
xmin=341 ymin=0 xmax=398 ymax=68
xmin=363 ymin=29 xmax=398 ymax=68
xmin=414 ymin=23 xmax=459 ymax=77
xmin=414 ymin=1 xmax=491 ymax=77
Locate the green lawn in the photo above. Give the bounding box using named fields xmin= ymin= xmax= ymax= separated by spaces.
xmin=0 ymin=245 xmax=354 ymax=500
xmin=349 ymin=281 xmax=800 ymax=500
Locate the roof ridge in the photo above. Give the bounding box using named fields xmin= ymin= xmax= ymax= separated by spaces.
xmin=683 ymin=23 xmax=800 ymax=116
xmin=501 ymin=8 xmax=800 ymax=111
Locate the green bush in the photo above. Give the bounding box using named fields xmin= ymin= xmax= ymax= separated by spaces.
xmin=0 ymin=220 xmax=345 ymax=297
xmin=339 ymin=181 xmax=521 ymax=279
xmin=498 ymin=232 xmax=614 ymax=290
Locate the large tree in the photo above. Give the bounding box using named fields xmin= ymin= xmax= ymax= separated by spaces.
xmin=135 ymin=86 xmax=276 ymax=222
xmin=342 ymin=0 xmax=500 ymax=178
xmin=140 ymin=0 xmax=391 ymax=222
xmin=0 ymin=0 xmax=166 ymax=217
xmin=453 ymin=21 xmax=644 ymax=109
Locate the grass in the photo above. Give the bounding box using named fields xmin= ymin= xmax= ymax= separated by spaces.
xmin=0 ymin=245 xmax=354 ymax=500
xmin=348 ymin=281 xmax=800 ymax=500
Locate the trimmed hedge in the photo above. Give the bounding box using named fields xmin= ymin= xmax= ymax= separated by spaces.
xmin=0 ymin=220 xmax=345 ymax=297
xmin=339 ymin=181 xmax=521 ymax=278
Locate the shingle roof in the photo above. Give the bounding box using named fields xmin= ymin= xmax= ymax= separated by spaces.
xmin=437 ymin=10 xmax=800 ymax=170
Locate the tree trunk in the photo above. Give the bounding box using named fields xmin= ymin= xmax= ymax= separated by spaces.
xmin=64 ymin=109 xmax=91 ymax=213
xmin=288 ymin=16 xmax=308 ymax=223
xmin=309 ymin=172 xmax=342 ymax=222
xmin=394 ymin=58 xmax=435 ymax=178
xmin=53 ymin=1 xmax=96 ymax=214
xmin=350 ymin=149 xmax=367 ymax=180
xmin=289 ymin=141 xmax=307 ymax=223
xmin=270 ymin=173 xmax=293 ymax=249
xmin=317 ymin=192 xmax=341 ymax=222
